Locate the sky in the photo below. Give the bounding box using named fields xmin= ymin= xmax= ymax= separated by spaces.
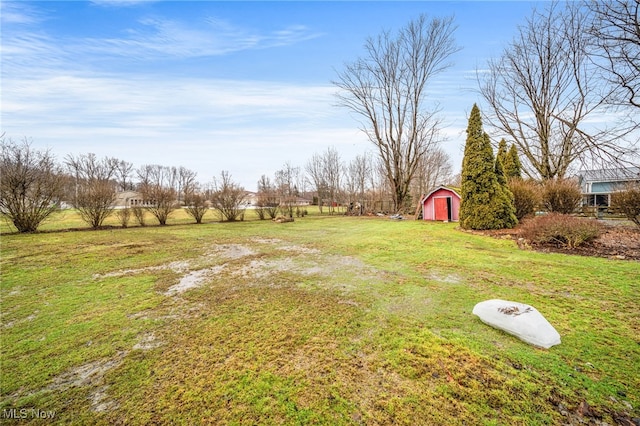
xmin=1 ymin=0 xmax=542 ymax=190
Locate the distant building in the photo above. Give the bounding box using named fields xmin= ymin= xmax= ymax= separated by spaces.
xmin=294 ymin=197 xmax=312 ymax=206
xmin=112 ymin=191 xmax=154 ymax=208
xmin=578 ymin=167 xmax=640 ymax=207
xmin=244 ymin=191 xmax=258 ymax=207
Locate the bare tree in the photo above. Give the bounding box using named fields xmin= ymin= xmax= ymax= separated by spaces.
xmin=177 ymin=166 xmax=198 ymax=205
xmin=478 ymin=2 xmax=637 ymax=180
xmin=183 ymin=184 xmax=209 ymax=224
xmin=445 ymin=172 xmax=461 ymax=188
xmin=411 ymin=146 xmax=452 ymax=201
xmin=115 ymin=206 xmax=131 ymax=228
xmin=210 ymin=171 xmax=248 ymax=222
xmin=256 ymin=175 xmax=279 ymax=219
xmin=109 ymin=163 xmax=133 ymax=228
xmin=324 ymin=147 xmax=343 ymax=214
xmin=334 ymin=14 xmax=458 ymax=212
xmin=178 ymin=179 xmax=209 ymax=224
xmin=275 ymin=162 xmax=301 ymax=218
xmin=65 ymin=153 xmax=119 ymax=229
xmin=137 ymin=164 xmax=178 ymax=225
xmin=367 ymin=158 xmax=395 ymax=213
xmin=132 ymin=206 xmax=146 ymax=226
xmin=587 ymin=0 xmax=640 ymax=111
xmin=305 ymin=152 xmax=329 ymax=214
xmin=0 ymin=137 xmax=66 ymax=232
xmin=305 ymin=147 xmax=343 ymax=214
xmin=115 ymin=160 xmax=134 ymax=192
xmin=344 ymin=153 xmax=372 ymax=213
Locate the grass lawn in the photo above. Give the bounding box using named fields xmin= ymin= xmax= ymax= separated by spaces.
xmin=1 ymin=211 xmax=638 ymax=424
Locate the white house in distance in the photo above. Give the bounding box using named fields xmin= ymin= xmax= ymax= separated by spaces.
xmin=577 ymin=167 xmax=640 ymax=207
xmin=113 ymin=190 xmax=148 ymax=208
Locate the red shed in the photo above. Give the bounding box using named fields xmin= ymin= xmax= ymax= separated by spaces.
xmin=420 ymin=186 xmax=461 ymax=222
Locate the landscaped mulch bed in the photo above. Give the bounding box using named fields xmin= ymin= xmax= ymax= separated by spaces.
xmin=468 ymin=221 xmax=640 ymax=261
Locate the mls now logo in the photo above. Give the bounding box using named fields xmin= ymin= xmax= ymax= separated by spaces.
xmin=2 ymin=408 xmax=56 ymax=419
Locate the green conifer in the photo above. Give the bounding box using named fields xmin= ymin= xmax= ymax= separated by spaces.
xmin=460 ymin=105 xmax=518 ymax=230
xmin=496 ymin=139 xmax=508 ymax=168
xmin=495 ymin=139 xmax=508 ymax=187
xmin=494 ymin=139 xmax=516 ymax=225
xmin=503 ymin=144 xmax=522 ymax=179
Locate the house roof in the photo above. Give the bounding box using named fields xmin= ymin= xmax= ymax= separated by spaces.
xmin=578 ymin=167 xmax=640 ymax=183
xmin=114 ymin=190 xmax=142 ymax=199
xmin=420 ymin=186 xmax=461 ymax=203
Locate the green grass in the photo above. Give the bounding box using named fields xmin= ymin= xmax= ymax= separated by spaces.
xmin=1 ymin=213 xmax=638 ymax=424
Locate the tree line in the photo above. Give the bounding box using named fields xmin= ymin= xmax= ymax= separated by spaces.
xmin=0 ymin=136 xmax=453 ymax=233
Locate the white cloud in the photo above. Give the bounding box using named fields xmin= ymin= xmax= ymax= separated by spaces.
xmin=88 ymin=17 xmax=322 ymax=59
xmin=0 ymin=4 xmax=352 ymax=189
xmin=2 ymin=70 xmax=369 ymax=189
xmin=2 ymin=3 xmax=323 ymax=80
xmin=4 ymin=73 xmax=339 ymax=126
xmin=0 ymin=2 xmax=46 ymax=25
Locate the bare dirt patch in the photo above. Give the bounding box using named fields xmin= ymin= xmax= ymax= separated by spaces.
xmin=426 ymin=271 xmax=463 ymax=284
xmin=90 ymin=385 xmax=118 ymax=413
xmin=210 ymin=244 xmax=255 ymax=260
xmin=46 ymin=351 xmax=128 ymax=412
xmin=232 ymin=258 xmax=291 ymax=280
xmin=278 ymin=245 xmax=321 ymax=254
xmin=251 ymin=237 xmax=283 ymax=245
xmin=164 ymin=265 xmax=226 ymax=295
xmin=93 ymin=260 xmax=190 ymax=279
xmin=133 ymin=332 xmax=164 ymax=351
xmin=48 ymin=352 xmax=127 ymax=391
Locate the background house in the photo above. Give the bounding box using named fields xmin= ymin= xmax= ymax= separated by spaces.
xmin=419 ymin=186 xmax=461 ymax=222
xmin=112 ymin=191 xmax=157 ymax=208
xmin=113 ymin=190 xmax=142 ymax=208
xmin=243 ymin=191 xmax=258 ymax=207
xmin=577 ymin=167 xmax=640 ymax=207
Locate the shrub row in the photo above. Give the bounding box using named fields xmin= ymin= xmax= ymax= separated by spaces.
xmin=519 ymin=213 xmax=602 ymax=248
xmin=508 ymin=178 xmax=583 ymax=220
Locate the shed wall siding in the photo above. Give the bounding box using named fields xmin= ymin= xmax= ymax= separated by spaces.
xmin=422 ymin=188 xmax=460 ymax=221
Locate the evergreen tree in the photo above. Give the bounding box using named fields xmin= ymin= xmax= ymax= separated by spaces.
xmin=460 ymin=105 xmax=517 ymax=230
xmin=496 ymin=139 xmax=508 ymax=169
xmin=503 ymin=144 xmax=522 ymax=179
xmin=494 ymin=139 xmax=516 ymax=224
xmin=495 ymin=145 xmax=518 ymax=227
xmin=495 ymin=139 xmax=508 ymax=187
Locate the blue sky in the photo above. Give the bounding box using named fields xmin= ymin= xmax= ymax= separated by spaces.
xmin=2 ymin=0 xmax=540 ymax=190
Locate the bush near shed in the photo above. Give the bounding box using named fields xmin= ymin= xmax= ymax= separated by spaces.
xmin=541 ymin=179 xmax=582 ymax=214
xmin=509 ymin=178 xmax=541 ymax=220
xmin=610 ymin=183 xmax=640 ymax=227
xmin=520 ymin=213 xmax=602 ymax=249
